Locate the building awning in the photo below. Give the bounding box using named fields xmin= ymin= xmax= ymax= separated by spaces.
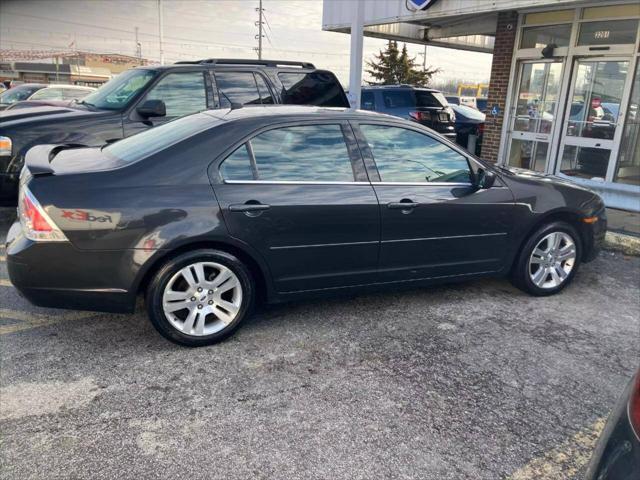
xmin=322 ymin=0 xmax=586 ymax=52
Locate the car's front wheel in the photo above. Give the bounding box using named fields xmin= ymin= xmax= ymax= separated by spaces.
xmin=511 ymin=221 xmax=582 ymax=296
xmin=146 ymin=249 xmax=254 ymax=346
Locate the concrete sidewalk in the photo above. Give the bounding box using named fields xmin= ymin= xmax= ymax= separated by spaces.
xmin=607 ymin=208 xmax=640 ymax=237
xmin=605 ymin=208 xmax=640 ymax=256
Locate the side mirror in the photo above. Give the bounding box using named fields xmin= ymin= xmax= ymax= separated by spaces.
xmin=136 ymin=99 xmax=166 ymax=118
xmin=476 ymin=168 xmax=496 ymax=189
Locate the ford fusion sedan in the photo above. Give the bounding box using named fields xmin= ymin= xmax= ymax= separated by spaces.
xmin=6 ymin=106 xmax=606 ymax=346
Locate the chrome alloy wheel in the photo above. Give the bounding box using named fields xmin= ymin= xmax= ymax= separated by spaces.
xmin=162 ymin=262 xmax=243 ymax=336
xmin=528 ymin=232 xmax=577 ymax=289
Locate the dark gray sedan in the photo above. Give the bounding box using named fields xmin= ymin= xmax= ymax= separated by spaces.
xmin=6 ymin=106 xmax=606 ymax=346
xmin=586 ymin=369 xmax=640 ymax=479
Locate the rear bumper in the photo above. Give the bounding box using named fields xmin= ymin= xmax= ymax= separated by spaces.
xmin=6 ymin=222 xmax=136 ymax=313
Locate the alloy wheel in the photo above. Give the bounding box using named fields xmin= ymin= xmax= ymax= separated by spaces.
xmin=528 ymin=231 xmax=577 ymax=289
xmin=162 ymin=261 xmax=243 ymax=336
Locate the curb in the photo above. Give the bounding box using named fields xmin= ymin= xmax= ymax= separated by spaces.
xmin=604 ymin=231 xmax=640 ymax=256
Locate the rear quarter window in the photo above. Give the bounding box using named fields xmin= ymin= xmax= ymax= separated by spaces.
xmin=278 ymin=72 xmax=348 ymax=107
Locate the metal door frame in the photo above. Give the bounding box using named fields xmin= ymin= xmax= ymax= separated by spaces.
xmin=504 ymin=58 xmax=568 ymax=174
xmin=554 ymin=55 xmax=636 ymax=182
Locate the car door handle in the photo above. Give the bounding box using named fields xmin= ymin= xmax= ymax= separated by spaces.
xmin=387 ymin=201 xmax=420 ymax=209
xmin=229 ymin=203 xmax=271 ymax=212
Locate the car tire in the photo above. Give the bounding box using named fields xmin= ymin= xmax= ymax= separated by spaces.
xmin=146 ymin=249 xmax=254 ymax=347
xmin=511 ymin=221 xmax=582 ymax=296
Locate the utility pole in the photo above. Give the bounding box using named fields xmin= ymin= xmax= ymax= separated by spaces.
xmin=423 ymin=44 xmax=427 ymax=71
xmin=254 ymin=0 xmax=264 ymax=60
xmin=135 ymin=26 xmax=142 ymax=64
xmin=348 ymin=0 xmax=364 ymax=109
xmin=157 ymin=0 xmax=164 ymax=65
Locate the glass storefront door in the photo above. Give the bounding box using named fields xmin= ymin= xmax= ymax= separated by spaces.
xmin=507 ymin=61 xmax=563 ymax=172
xmin=558 ymin=59 xmax=630 ymax=181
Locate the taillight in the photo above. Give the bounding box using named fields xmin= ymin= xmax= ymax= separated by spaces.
xmin=18 ymin=187 xmax=68 ymax=242
xmin=630 ymin=372 xmax=640 ymax=440
xmin=477 ymin=123 xmax=485 ymax=135
xmin=409 ymin=111 xmax=429 ymax=122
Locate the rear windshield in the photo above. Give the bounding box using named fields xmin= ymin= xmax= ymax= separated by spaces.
xmin=278 ymin=72 xmax=348 ymax=107
xmin=104 ymin=113 xmax=218 ymax=165
xmin=415 ymin=90 xmax=447 ymax=108
xmin=381 ymin=89 xmax=447 ymax=109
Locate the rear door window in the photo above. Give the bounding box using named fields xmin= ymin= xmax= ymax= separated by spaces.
xmin=220 ymin=124 xmax=355 ymax=182
xmin=216 ymin=71 xmax=261 ymax=107
xmin=278 ymin=72 xmax=348 ymax=107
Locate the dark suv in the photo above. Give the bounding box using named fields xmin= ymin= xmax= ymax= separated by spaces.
xmin=0 ymin=59 xmax=349 ymax=206
xmin=7 ymin=106 xmax=606 ymax=347
xmin=360 ymin=85 xmax=456 ymax=139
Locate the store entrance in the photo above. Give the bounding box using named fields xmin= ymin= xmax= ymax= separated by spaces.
xmin=557 ymin=58 xmax=631 ymax=181
xmin=506 ymin=61 xmax=564 ymax=173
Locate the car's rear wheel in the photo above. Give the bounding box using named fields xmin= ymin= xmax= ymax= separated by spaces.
xmin=146 ymin=249 xmax=254 ymax=346
xmin=511 ymin=221 xmax=582 ymax=296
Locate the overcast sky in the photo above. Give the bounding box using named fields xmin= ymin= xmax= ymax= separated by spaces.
xmin=0 ymin=0 xmax=492 ymax=87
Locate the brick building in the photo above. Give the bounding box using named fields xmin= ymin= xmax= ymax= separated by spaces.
xmin=323 ymin=0 xmax=640 ymax=211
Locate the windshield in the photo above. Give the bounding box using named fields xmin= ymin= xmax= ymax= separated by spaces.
xmin=81 ymin=69 xmax=157 ymax=110
xmin=0 ymin=85 xmax=43 ymax=104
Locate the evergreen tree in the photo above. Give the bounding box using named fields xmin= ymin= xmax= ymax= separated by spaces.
xmin=365 ymin=41 xmax=440 ymax=87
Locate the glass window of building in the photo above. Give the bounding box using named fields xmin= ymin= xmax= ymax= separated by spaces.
xmin=615 ymin=62 xmax=640 ymax=185
xmin=577 ymin=20 xmax=639 ymax=46
xmin=521 ymin=25 xmax=572 ymax=49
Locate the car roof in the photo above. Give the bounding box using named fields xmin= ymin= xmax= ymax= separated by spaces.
xmin=142 ymin=58 xmax=319 ymax=72
xmin=39 ymin=84 xmax=96 ymax=90
xmin=201 ymin=105 xmax=395 ymax=123
xmin=362 ymin=85 xmax=438 ymax=92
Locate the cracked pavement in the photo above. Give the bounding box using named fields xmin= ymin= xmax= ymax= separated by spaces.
xmin=0 ymin=210 xmax=639 ymax=479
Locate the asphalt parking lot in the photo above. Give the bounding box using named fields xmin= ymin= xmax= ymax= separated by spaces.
xmin=0 ymin=208 xmax=638 ymax=480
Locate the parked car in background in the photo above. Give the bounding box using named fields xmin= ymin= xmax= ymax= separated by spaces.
xmin=447 ymin=95 xmax=488 ymax=113
xmin=7 ymin=106 xmax=606 ymax=346
xmin=0 ymin=83 xmax=47 ymax=110
xmin=30 ymin=84 xmax=95 ymax=101
xmin=0 ymin=58 xmax=349 ymax=206
xmin=586 ymin=368 xmax=640 ymax=480
xmin=361 ymin=85 xmax=456 ymax=140
xmin=5 ymin=85 xmax=96 ymax=111
xmin=450 ymin=103 xmax=485 ymax=155
xmin=445 ymin=95 xmax=477 ymax=109
xmin=476 ymin=97 xmax=488 ymax=113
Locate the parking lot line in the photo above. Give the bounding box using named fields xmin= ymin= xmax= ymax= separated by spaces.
xmin=0 ymin=308 xmax=97 ymax=335
xmin=0 ymin=279 xmax=11 ymax=287
xmin=0 ymin=256 xmax=6 ymax=262
xmin=507 ymin=417 xmax=606 ymax=480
